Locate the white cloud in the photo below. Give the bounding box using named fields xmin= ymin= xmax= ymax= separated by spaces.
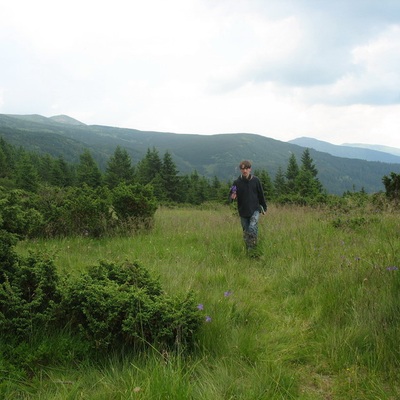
xmin=1 ymin=0 xmax=400 ymax=148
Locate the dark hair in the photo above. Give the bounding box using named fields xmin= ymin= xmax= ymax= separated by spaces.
xmin=239 ymin=160 xmax=252 ymax=169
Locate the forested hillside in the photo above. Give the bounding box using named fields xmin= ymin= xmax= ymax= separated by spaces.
xmin=1 ymin=113 xmax=400 ymax=194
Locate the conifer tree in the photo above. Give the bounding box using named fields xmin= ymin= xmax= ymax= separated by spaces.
xmin=255 ymin=169 xmax=274 ymax=201
xmin=187 ymin=170 xmax=209 ymax=205
xmin=285 ymin=153 xmax=299 ymax=194
xmin=296 ymin=148 xmax=324 ymax=198
xmin=0 ymin=137 xmax=15 ymax=178
xmin=76 ymin=149 xmax=102 ymax=188
xmin=105 ymin=146 xmax=135 ymax=188
xmin=209 ymin=175 xmax=222 ymax=201
xmin=16 ymin=153 xmax=39 ymax=192
xmin=160 ymin=151 xmax=181 ymax=202
xmin=135 ymin=147 xmax=162 ymax=185
xmin=51 ymin=156 xmax=74 ymax=187
xmin=37 ymin=154 xmax=54 ymax=184
xmin=0 ymin=146 xmax=7 ymax=178
xmin=300 ymin=148 xmax=318 ymax=177
xmin=274 ymin=166 xmax=286 ymax=198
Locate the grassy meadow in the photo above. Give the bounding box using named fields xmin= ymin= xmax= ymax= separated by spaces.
xmin=7 ymin=203 xmax=400 ymax=399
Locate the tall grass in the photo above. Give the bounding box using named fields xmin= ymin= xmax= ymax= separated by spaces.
xmin=8 ymin=204 xmax=400 ymax=399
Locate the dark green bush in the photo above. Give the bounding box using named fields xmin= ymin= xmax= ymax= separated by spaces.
xmin=111 ymin=183 xmax=158 ymax=230
xmin=0 ymin=229 xmax=18 ymax=279
xmin=0 ymin=183 xmax=159 ymax=238
xmin=60 ymin=261 xmax=201 ymax=350
xmin=0 ymin=236 xmax=202 ymax=374
xmin=0 ymin=251 xmax=60 ymax=339
xmin=0 ymin=188 xmax=43 ymax=238
xmin=36 ymin=184 xmax=112 ymax=237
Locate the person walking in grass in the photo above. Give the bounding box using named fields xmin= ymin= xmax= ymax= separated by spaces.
xmin=230 ymin=160 xmax=267 ymax=255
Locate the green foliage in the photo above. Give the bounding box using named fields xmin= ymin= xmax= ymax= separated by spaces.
xmin=104 ymin=145 xmax=135 ymax=189
xmin=0 ymin=238 xmax=202 ymax=376
xmin=383 ymin=172 xmax=400 ymax=203
xmin=76 ymin=149 xmax=102 ymax=188
xmin=0 ymin=251 xmax=60 ymax=340
xmin=285 ymin=152 xmax=299 ymax=194
xmin=111 ymin=182 xmax=158 ymax=226
xmin=160 ymin=151 xmax=182 ymax=202
xmin=36 ymin=184 xmax=112 ymax=237
xmin=275 ymin=149 xmax=326 ymax=205
xmin=273 ymin=165 xmax=286 ymax=198
xmin=0 ymin=229 xmax=18 ymax=278
xmin=254 ymin=168 xmax=274 ymax=201
xmin=61 ymin=261 xmax=201 ymax=350
xmin=135 ymin=147 xmax=163 ymax=185
xmin=0 ymin=188 xmax=43 ymax=238
xmin=15 ymin=153 xmax=40 ymax=192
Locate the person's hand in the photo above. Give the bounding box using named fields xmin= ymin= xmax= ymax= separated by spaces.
xmin=231 ymin=193 xmax=237 ymax=200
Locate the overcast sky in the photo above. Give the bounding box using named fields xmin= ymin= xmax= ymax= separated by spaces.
xmin=1 ymin=0 xmax=400 ymax=148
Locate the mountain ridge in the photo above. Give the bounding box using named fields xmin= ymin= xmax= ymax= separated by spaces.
xmin=1 ymin=113 xmax=399 ymax=195
xmin=289 ymin=137 xmax=400 ymax=164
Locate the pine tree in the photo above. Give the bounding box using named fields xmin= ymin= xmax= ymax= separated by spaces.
xmin=105 ymin=146 xmax=135 ymax=188
xmin=16 ymin=153 xmax=39 ymax=192
xmin=255 ymin=169 xmax=274 ymax=201
xmin=274 ymin=166 xmax=286 ymax=199
xmin=0 ymin=137 xmax=15 ymax=179
xmin=187 ymin=170 xmax=210 ymax=205
xmin=296 ymin=148 xmax=324 ymax=198
xmin=50 ymin=156 xmax=74 ymax=187
xmin=285 ymin=153 xmax=299 ymax=194
xmin=135 ymin=147 xmax=162 ymax=185
xmin=160 ymin=151 xmax=181 ymax=202
xmin=76 ymin=149 xmax=102 ymax=188
xmin=300 ymin=148 xmax=318 ymax=177
xmin=0 ymin=146 xmax=7 ymax=178
xmin=209 ymin=176 xmax=222 ymax=201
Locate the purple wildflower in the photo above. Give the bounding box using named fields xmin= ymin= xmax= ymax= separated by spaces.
xmin=387 ymin=266 xmax=398 ymax=271
xmin=224 ymin=291 xmax=232 ymax=297
xmin=205 ymin=316 xmax=212 ymax=322
xmin=197 ymin=304 xmax=204 ymax=311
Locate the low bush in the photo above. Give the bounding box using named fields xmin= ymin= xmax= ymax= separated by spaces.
xmin=0 ymin=236 xmax=202 ymax=374
xmin=60 ymin=261 xmax=201 ymax=350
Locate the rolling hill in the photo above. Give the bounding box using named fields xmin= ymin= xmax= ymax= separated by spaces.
xmin=1 ymin=113 xmax=400 ymax=195
xmin=289 ymin=137 xmax=400 ymax=163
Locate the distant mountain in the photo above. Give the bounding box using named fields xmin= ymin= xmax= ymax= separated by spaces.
xmin=49 ymin=114 xmax=86 ymax=126
xmin=342 ymin=143 xmax=400 ymax=158
xmin=289 ymin=137 xmax=400 ymax=164
xmin=1 ymin=113 xmax=400 ymax=195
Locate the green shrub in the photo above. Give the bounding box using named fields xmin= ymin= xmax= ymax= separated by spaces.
xmin=0 ymin=229 xmax=18 ymax=279
xmin=0 ymin=238 xmax=202 ymax=373
xmin=0 ymin=188 xmax=44 ymax=238
xmin=111 ymin=183 xmax=158 ymax=231
xmin=0 ymin=250 xmax=60 ymax=339
xmin=60 ymin=261 xmax=201 ymax=350
xmin=37 ymin=184 xmax=112 ymax=237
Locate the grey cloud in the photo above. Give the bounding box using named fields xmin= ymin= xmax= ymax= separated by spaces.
xmin=211 ymin=0 xmax=400 ymax=107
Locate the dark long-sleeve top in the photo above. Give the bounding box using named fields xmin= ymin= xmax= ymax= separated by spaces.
xmin=231 ymin=174 xmax=267 ymax=218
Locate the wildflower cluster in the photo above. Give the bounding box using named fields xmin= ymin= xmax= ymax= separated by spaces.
xmin=197 ymin=290 xmax=233 ymax=323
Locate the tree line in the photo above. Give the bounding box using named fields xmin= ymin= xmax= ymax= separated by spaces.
xmin=0 ymin=136 xmax=327 ymax=204
xmin=1 ymin=134 xmax=399 ymax=239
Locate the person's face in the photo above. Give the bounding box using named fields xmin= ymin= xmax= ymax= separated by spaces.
xmin=240 ymin=165 xmax=251 ymax=177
